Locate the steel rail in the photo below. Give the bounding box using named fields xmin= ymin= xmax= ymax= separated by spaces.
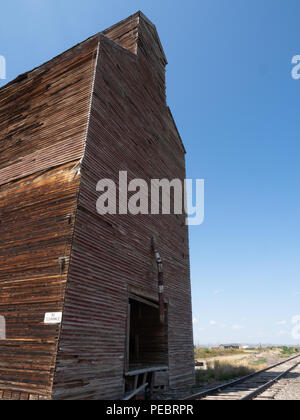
xmin=240 ymin=360 xmax=300 ymax=400
xmin=182 ymin=354 xmax=300 ymax=400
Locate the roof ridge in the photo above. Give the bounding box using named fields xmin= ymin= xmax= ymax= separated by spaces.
xmin=0 ymin=11 xmax=166 ymax=93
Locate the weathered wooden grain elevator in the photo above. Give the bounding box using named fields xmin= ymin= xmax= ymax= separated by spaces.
xmin=0 ymin=12 xmax=194 ymax=400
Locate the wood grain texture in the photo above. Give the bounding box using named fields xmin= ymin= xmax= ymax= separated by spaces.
xmin=0 ymin=33 xmax=98 ymax=399
xmin=53 ymin=14 xmax=194 ymax=400
xmin=0 ymin=11 xmax=194 ymax=400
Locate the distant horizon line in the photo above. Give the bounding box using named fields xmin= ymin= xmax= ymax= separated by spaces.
xmin=194 ymin=343 xmax=300 ymax=347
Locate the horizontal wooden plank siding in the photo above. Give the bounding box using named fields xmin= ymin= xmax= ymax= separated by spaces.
xmin=0 ymin=38 xmax=98 ymax=186
xmin=0 ymin=164 xmax=80 ymax=399
xmin=52 ymin=14 xmax=194 ymax=400
xmin=0 ymin=35 xmax=98 ymax=398
xmin=0 ymin=11 xmax=194 ymax=400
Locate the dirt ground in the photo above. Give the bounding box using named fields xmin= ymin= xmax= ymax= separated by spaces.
xmin=157 ymin=348 xmax=299 ymax=400
xmin=195 ymin=348 xmax=288 ymax=370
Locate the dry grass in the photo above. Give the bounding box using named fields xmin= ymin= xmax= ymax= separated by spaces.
xmin=195 ymin=361 xmax=255 ymax=385
xmin=193 ymin=346 xmax=297 ymax=387
xmin=249 ymin=358 xmax=268 ymax=368
xmin=194 ymin=347 xmax=246 ymax=359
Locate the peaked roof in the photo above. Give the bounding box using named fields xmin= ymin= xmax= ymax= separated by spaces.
xmin=0 ymin=11 xmax=167 ymax=94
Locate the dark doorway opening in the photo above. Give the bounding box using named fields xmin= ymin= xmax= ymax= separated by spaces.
xmin=127 ymin=295 xmax=168 ymax=371
xmin=124 ymin=295 xmax=169 ymax=398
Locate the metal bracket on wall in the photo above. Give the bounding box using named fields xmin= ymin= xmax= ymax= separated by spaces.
xmin=58 ymin=257 xmax=67 ymax=273
xmin=151 ymin=236 xmax=165 ymax=324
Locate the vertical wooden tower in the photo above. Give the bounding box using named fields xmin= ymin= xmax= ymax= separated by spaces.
xmin=0 ymin=12 xmax=194 ymax=400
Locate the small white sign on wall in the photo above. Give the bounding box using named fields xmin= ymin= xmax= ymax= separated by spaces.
xmin=44 ymin=312 xmax=62 ymax=325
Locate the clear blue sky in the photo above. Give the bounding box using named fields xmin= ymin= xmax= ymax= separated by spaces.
xmin=1 ymin=0 xmax=300 ymax=345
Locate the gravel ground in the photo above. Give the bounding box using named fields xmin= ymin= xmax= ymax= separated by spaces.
xmin=274 ymin=364 xmax=300 ymax=400
xmin=256 ymin=363 xmax=300 ymax=400
xmin=158 ymin=351 xmax=300 ymax=400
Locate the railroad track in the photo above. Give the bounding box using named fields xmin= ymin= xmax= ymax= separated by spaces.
xmin=183 ymin=354 xmax=300 ymax=401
